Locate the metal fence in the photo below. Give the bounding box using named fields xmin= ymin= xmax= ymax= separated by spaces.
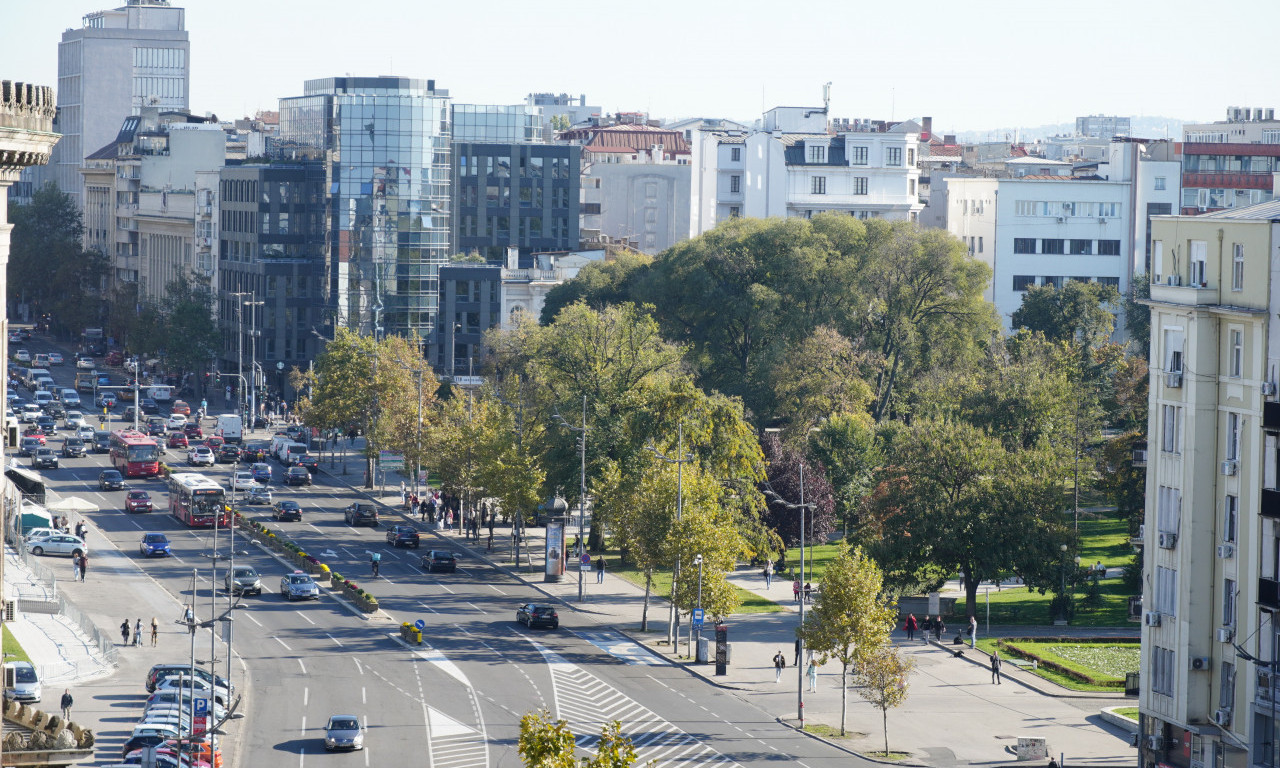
xmin=55 ymin=589 xmax=118 ymax=667
xmin=6 ymin=539 xmax=118 ymax=669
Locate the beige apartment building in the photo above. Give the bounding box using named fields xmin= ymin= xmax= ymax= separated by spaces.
xmin=1140 ymin=200 xmax=1280 ymax=768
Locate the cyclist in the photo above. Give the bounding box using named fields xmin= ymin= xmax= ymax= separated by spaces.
xmin=371 ymin=552 xmax=381 ymax=578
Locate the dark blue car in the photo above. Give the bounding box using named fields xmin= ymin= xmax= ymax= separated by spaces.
xmin=250 ymin=462 xmax=272 ymax=483
xmin=138 ymin=533 xmax=171 ymax=557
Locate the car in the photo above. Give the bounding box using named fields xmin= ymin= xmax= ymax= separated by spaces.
xmin=421 ymin=550 xmax=457 ymax=573
xmin=75 ymin=424 xmax=95 ymax=440
xmin=92 ymin=430 xmax=112 ymax=452
xmin=386 ymin=525 xmax=420 ymax=548
xmin=96 ymin=373 xmax=111 ymax=387
xmin=97 ymin=391 xmax=117 ymax=408
xmin=27 ymin=534 xmax=86 ymax=558
xmin=17 ymin=437 xmax=40 ymax=457
xmin=154 ymin=675 xmax=229 ymax=707
xmin=187 ymin=445 xmax=215 ymax=466
xmin=227 ymin=471 xmax=254 ymax=491
xmin=34 ymin=415 xmax=56 ymax=433
xmin=203 ymin=435 xmax=224 ymax=451
xmin=516 ymin=603 xmax=559 ymax=629
xmin=76 ymin=356 xmax=95 ymax=369
xmin=19 ymin=404 xmax=41 ymax=423
xmin=280 ymin=571 xmax=319 ymax=601
xmin=183 ymin=422 xmax=203 ymax=439
xmin=60 ymin=437 xmax=86 ymax=458
xmin=47 ymin=352 xmax=63 ymax=365
xmin=43 ymin=401 xmax=64 ymax=420
xmin=145 ymin=691 xmax=226 ymax=720
xmin=139 ymin=397 xmax=159 ymax=415
xmin=166 ymin=414 xmax=187 ymax=430
xmin=324 ymin=715 xmax=364 ymax=751
xmin=99 ymin=469 xmax=125 ymax=490
xmin=170 ymin=400 xmax=191 ymax=416
xmin=272 ymin=500 xmax=302 ymax=522
xmin=139 ymin=533 xmax=172 ymax=557
xmin=123 ymin=405 xmax=139 ymax=422
xmin=145 ymin=664 xmax=233 ymax=695
xmin=245 ymin=486 xmax=272 ymax=505
xmin=23 ymin=528 xmax=59 ymax=543
xmin=293 ymin=453 xmax=320 ymax=472
xmin=105 ymin=350 xmax=124 ymax=366
xmin=125 ymin=490 xmax=154 ymax=513
xmin=16 ymin=329 xmax=30 ymax=341
xmin=224 ymin=565 xmax=262 ymax=595
xmin=63 ymin=410 xmax=85 ymax=430
xmin=250 ymin=462 xmax=272 ymax=483
xmin=148 ymin=421 xmax=167 ymax=437
xmin=343 ymin=503 xmax=378 ymax=527
xmin=166 ymin=432 xmax=189 ymax=450
xmin=283 ymin=466 xmax=311 ymax=486
xmin=216 ymin=444 xmax=241 ymax=464
xmin=12 ymin=348 xmax=30 ymax=363
xmin=4 ymin=662 xmax=41 ymax=703
xmin=241 ymin=442 xmax=270 ymax=462
xmin=119 ymin=734 xmax=169 ymax=761
xmin=59 ymin=389 xmax=81 ymax=407
xmin=31 ymin=448 xmax=58 ymax=469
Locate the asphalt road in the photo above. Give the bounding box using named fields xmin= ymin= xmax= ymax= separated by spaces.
xmin=13 ymin=343 xmax=863 ymax=767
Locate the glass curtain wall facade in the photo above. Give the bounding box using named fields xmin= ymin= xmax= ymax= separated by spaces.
xmin=452 ymin=104 xmax=542 ymax=144
xmin=279 ymin=77 xmax=451 ymax=340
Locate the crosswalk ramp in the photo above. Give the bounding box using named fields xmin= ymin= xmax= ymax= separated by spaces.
xmin=573 ymin=629 xmax=671 ymax=666
xmin=529 ymin=640 xmax=741 ymax=767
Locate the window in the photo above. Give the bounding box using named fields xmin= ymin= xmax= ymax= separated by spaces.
xmin=1153 ymin=240 xmax=1164 ymax=277
xmin=1152 ymin=646 xmax=1174 ymax=696
xmin=730 ymin=147 xmax=741 ymax=162
xmin=977 ymin=236 xmax=983 ymax=254
xmin=849 ymin=146 xmax=868 ymax=165
xmin=1164 ymin=329 xmax=1185 ymax=373
xmin=1232 ymin=243 xmax=1244 ymax=291
xmin=807 ymin=144 xmax=826 ymax=163
xmin=1229 ymin=329 xmax=1244 ymax=378
xmin=886 ymin=147 xmax=902 ymax=166
xmin=1156 ymin=566 xmax=1178 ymax=616
xmin=811 ymin=177 xmax=826 ymax=195
xmin=1161 ymin=405 xmax=1181 ymax=454
xmin=1041 ymin=239 xmax=1065 ymax=255
xmin=1226 ymin=412 xmax=1241 ymax=461
xmin=1070 ymin=240 xmax=1093 ymax=255
xmin=1191 ymin=240 xmax=1208 ymax=285
xmin=1155 ymin=176 xmax=1167 ymax=191
xmin=1225 ymin=495 xmax=1238 ymax=543
xmin=1220 ymin=661 xmax=1235 ymax=711
xmin=1098 ymin=240 xmax=1121 ymax=256
xmin=729 ymin=206 xmax=740 ymax=218
xmin=910 ymin=178 xmax=916 ymax=195
xmin=1098 ymin=276 xmax=1120 ymax=287
xmin=852 ymin=177 xmax=868 ymax=195
xmin=1043 ymin=275 xmax=1063 ymax=289
xmin=1012 ymin=275 xmax=1036 ymax=291
xmin=1223 ymin=579 xmax=1237 ymax=628
xmin=730 ymin=175 xmax=740 ymax=194
xmin=1014 ymin=238 xmax=1037 ymax=254
xmin=907 ymin=148 xmax=915 ymax=166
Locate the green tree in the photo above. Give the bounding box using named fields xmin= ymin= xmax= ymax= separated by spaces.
xmin=517 ymin=709 xmax=648 ymax=767
xmin=156 ymin=275 xmax=221 ymax=381
xmin=853 ymin=645 xmax=914 ymax=755
xmin=1010 ymin=280 xmax=1121 ymax=351
xmin=1123 ymin=273 xmax=1151 ymax=358
xmin=1097 ymin=430 xmax=1147 ymax=534
xmin=808 ymin=414 xmax=882 ymax=538
xmin=602 ymin=459 xmax=677 ymax=632
xmin=539 ymin=250 xmax=653 ymax=324
xmin=797 ymin=542 xmax=897 ymax=735
xmin=667 ymin=468 xmax=750 ymax=622
xmin=770 ymin=325 xmax=873 ymax=437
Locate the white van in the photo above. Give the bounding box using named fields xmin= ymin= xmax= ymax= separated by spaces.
xmin=147 ymin=385 xmax=172 ymax=402
xmin=215 ymin=414 xmax=243 ymax=444
xmin=25 ymin=369 xmax=50 ymax=388
xmin=283 ymin=443 xmax=308 ymax=465
xmin=270 ymin=435 xmax=304 ymax=463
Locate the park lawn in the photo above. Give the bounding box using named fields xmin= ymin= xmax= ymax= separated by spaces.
xmin=3 ymin=625 xmax=31 ymax=665
xmin=605 ymin=551 xmax=783 ymax=616
xmin=778 ymin=542 xmax=843 ymax=584
xmin=975 ymin=638 xmax=1137 ymax=693
xmin=1076 ymin=516 xmax=1136 ymax=570
xmin=954 ymin=578 xmax=1134 ymax=626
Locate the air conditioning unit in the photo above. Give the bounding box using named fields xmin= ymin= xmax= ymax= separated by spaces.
xmin=1191 ymin=656 xmax=1212 ymax=671
xmin=1148 ymin=735 xmax=1165 ymax=751
xmin=1099 ymin=217 xmax=1108 ymax=224
xmin=1144 ymin=611 xmax=1162 ymax=627
xmin=1217 ymin=544 xmax=1235 ymax=559
xmin=1221 ymin=460 xmax=1238 ymax=476
xmin=1166 ymin=371 xmax=1184 ymax=388
xmin=1168 ymin=274 xmax=1183 ymax=286
xmin=1056 ymin=216 xmax=1066 ymax=223
xmin=1264 ymin=381 xmax=1277 ymax=397
xmin=1158 ymin=532 xmax=1178 ymax=549
xmin=1217 ymin=627 xmax=1234 ymax=642
xmin=1213 ymin=709 xmax=1232 ymax=727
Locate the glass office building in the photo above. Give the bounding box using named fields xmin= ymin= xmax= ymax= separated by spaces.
xmin=452 ymin=104 xmax=542 ymax=144
xmin=278 ymin=76 xmax=451 ymax=340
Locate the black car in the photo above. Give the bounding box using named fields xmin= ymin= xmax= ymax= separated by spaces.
xmin=34 ymin=416 xmax=56 ymax=434
xmin=147 ymin=422 xmax=166 ymax=437
xmin=139 ymin=398 xmax=159 ymax=415
xmin=516 ymin=603 xmax=559 ymax=629
xmin=123 ymin=405 xmax=139 ymax=422
xmin=421 ymin=550 xmax=456 ymax=573
xmin=32 ymin=448 xmax=58 ymax=470
xmin=386 ymin=525 xmax=420 ymax=548
xmin=120 ymin=734 xmax=166 ymax=760
xmin=44 ymin=401 xmax=64 ymax=420
xmin=293 ymin=454 xmax=320 ymax=472
xmin=60 ymin=437 xmax=86 ymax=458
xmin=92 ymin=431 xmax=112 ymax=453
xmin=343 ymin=503 xmax=378 ymax=527
xmin=283 ymin=466 xmax=311 ymax=486
xmin=272 ymin=500 xmax=302 ymax=522
xmin=217 ymin=444 xmax=241 ymax=463
xmin=98 ymin=469 xmax=124 ymax=490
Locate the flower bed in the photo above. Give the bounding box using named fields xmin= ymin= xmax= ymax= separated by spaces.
xmin=241 ymin=515 xmax=378 ymax=612
xmin=996 ymin=637 xmax=1139 ymax=688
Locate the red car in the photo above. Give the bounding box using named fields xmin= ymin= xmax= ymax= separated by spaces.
xmin=105 ymin=350 xmax=124 ymax=366
xmin=23 ymin=431 xmax=47 ymax=445
xmin=166 ymin=433 xmax=189 ymax=449
xmin=124 ymin=490 xmax=153 ymax=513
xmin=183 ymin=423 xmax=204 ymax=439
xmin=204 ymin=435 xmax=224 ymax=450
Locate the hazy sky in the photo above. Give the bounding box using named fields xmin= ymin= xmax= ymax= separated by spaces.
xmin=5 ymin=0 xmax=1278 ymax=133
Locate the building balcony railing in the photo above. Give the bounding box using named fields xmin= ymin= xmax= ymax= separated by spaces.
xmin=1264 ymin=488 xmax=1280 ymax=519
xmin=1182 ymin=171 xmax=1276 ymax=190
xmin=1261 ymin=577 xmax=1280 ymax=610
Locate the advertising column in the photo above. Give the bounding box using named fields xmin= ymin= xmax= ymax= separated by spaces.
xmin=545 ymin=517 xmax=566 ymax=583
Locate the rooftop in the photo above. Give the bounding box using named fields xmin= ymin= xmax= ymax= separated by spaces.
xmin=1199 ymin=199 xmax=1280 ymax=220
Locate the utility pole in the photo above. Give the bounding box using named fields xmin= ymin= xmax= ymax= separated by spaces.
xmin=244 ymin=298 xmax=263 ymax=429
xmin=648 ymin=420 xmax=694 ymax=649
xmin=554 ymin=395 xmax=589 ymax=603
xmin=228 ymin=292 xmax=249 ymax=421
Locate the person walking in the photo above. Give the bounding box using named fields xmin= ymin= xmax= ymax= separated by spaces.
xmin=904 ymin=613 xmax=918 ymax=641
xmin=763 ymin=561 xmax=773 ymax=589
xmin=71 ymin=553 xmax=81 ymax=581
xmin=792 ymin=579 xmax=801 ymax=604
xmin=78 ymin=552 xmax=87 ymax=581
xmin=922 ymin=615 xmax=934 ymax=641
xmin=133 ymin=619 xmax=143 ymax=647
xmin=807 ymin=658 xmax=819 ymax=692
xmin=803 ymin=582 xmax=813 ymax=603
xmin=991 ymin=650 xmax=1003 ymax=684
xmin=969 ymin=615 xmax=978 ymax=649
xmin=595 ymin=556 xmax=606 ymax=584
xmin=120 ymin=619 xmax=131 ymax=646
xmin=794 ymin=637 xmax=802 ymax=666
xmin=935 ymin=616 xmax=946 ymax=641
xmin=60 ymin=689 xmax=73 ymax=721
xmin=773 ymin=650 xmax=786 ymax=683
xmin=150 ymin=617 xmax=159 ymax=646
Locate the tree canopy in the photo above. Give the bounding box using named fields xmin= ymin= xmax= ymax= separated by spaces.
xmin=1010 ymin=280 xmax=1121 ymax=351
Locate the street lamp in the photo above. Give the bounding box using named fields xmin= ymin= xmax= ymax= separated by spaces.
xmin=554 ymin=395 xmax=589 ymax=604
xmin=762 ymin=473 xmax=813 ymax=731
xmin=391 ymin=357 xmax=428 ymax=500
xmin=646 ymin=420 xmax=694 ymax=649
xmin=243 ymin=299 xmax=263 ymax=425
xmin=694 ymin=554 xmax=704 ymax=660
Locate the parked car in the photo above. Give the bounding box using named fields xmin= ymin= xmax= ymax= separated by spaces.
xmin=283 ymin=466 xmax=311 ymax=486
xmin=225 ymin=565 xmax=262 ymax=596
xmin=125 ymin=490 xmax=153 ymax=513
xmin=343 ymin=503 xmax=378 ymax=527
xmin=421 ymin=550 xmax=457 ymax=573
xmin=386 ymin=525 xmax=420 ymax=548
xmin=271 ymin=500 xmax=302 ymax=522
xmin=27 ymin=534 xmax=87 ymax=558
xmin=139 ymin=533 xmax=172 ymax=557
xmin=516 ymin=603 xmax=559 ymax=629
xmin=3 ymin=662 xmax=41 ymax=703
xmin=144 ymin=664 xmax=233 ymax=695
xmin=98 ymin=469 xmax=124 ymax=490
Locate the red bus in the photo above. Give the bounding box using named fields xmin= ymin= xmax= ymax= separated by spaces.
xmin=168 ymin=472 xmax=231 ymax=528
xmin=109 ymin=430 xmax=161 ymax=477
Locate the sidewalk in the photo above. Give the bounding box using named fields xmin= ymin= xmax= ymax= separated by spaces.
xmin=317 ymin=436 xmax=1139 ymax=767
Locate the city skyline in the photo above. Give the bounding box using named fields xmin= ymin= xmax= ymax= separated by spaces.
xmin=5 ymin=0 xmax=1278 ymax=135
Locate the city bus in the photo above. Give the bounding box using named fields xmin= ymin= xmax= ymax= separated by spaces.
xmin=168 ymin=472 xmax=231 ymax=528
xmin=109 ymin=429 xmax=161 ymax=477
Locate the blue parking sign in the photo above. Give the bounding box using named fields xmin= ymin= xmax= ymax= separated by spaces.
xmin=193 ymin=698 xmax=209 ymax=715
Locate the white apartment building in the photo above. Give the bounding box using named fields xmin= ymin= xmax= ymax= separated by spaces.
xmin=1138 ymin=201 xmax=1280 ymax=768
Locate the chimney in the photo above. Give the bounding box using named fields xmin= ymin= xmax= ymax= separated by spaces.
xmin=921 ymin=116 xmax=933 ymax=140
xmin=506 ymin=245 xmax=519 ymax=270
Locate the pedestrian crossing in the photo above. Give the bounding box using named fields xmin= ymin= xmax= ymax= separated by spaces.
xmin=427 ymin=706 xmax=488 ymax=768
xmin=529 ymin=639 xmax=741 ymax=767
xmin=573 ymin=629 xmax=671 ymax=666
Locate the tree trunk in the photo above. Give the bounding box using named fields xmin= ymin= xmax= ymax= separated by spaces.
xmin=882 ymin=707 xmax=889 ymax=756
xmin=872 ymin=348 xmax=902 ymax=423
xmin=964 ymin=572 xmax=980 ymax=619
xmin=640 ymin=570 xmax=652 ymax=632
xmin=840 ymin=663 xmax=848 ymax=736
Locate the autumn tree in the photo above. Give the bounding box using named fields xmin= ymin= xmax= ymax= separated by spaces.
xmin=760 ymin=432 xmax=836 ymax=550
xmin=770 ymin=325 xmax=874 ymax=438
xmin=517 ymin=710 xmax=648 ymax=768
xmin=854 ymin=645 xmax=914 ymax=755
xmin=797 ymin=542 xmax=897 ymax=735
xmin=808 ymin=414 xmax=882 ymax=538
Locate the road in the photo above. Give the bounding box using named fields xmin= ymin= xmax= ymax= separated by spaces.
xmin=12 ymin=342 xmax=862 ymax=767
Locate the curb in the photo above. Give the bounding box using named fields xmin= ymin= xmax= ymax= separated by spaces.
xmin=240 ymin=534 xmax=389 ymax=622
xmin=776 ymin=716 xmax=927 ymax=766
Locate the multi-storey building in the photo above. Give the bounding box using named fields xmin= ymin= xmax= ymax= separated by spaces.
xmin=1138 ymin=200 xmax=1280 ymax=768
xmin=452 ymin=103 xmax=542 ymax=144
xmin=21 ymin=0 xmax=189 ymax=208
xmin=278 ymin=76 xmax=452 ymax=341
xmin=1077 ymin=114 xmax=1132 ymax=139
xmin=526 ymin=93 xmax=600 ymax=132
xmin=1179 ymin=107 xmax=1279 ymax=215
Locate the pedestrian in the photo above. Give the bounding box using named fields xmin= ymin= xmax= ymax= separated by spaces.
xmin=904 ymin=613 xmax=918 ymax=641
xmin=71 ymin=553 xmax=81 ymax=581
xmin=595 ymin=556 xmax=606 ymax=584
xmin=120 ymin=619 xmax=131 ymax=646
xmin=794 ymin=637 xmax=802 ymax=666
xmin=804 ymin=582 xmax=813 ymax=603
xmin=807 ymin=658 xmax=819 ymax=692
xmin=1048 ymin=758 xmax=1059 ymax=768
xmin=935 ymin=616 xmax=946 ymax=641
xmin=400 ymin=482 xmax=407 ymax=507
xmin=411 ymin=496 xmax=420 ymax=519
xmin=763 ymin=561 xmax=773 ymax=589
xmin=792 ymin=579 xmax=801 ymax=603
xmin=969 ymin=615 xmax=978 ymax=649
xmin=60 ymin=689 xmax=73 ymax=721
xmin=991 ymin=649 xmax=1002 ymax=684
xmin=150 ymin=617 xmax=159 ymax=646
xmin=922 ymin=615 xmax=934 ymax=641
xmin=773 ymin=650 xmax=786 ymax=683
xmin=78 ymin=551 xmax=87 ymax=581
xmin=133 ymin=618 xmax=143 ymax=647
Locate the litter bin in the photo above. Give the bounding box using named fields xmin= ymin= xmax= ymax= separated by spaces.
xmin=697 ymin=637 xmax=710 ymax=664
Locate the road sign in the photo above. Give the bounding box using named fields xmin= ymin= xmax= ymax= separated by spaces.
xmin=692 ymin=608 xmax=705 ymax=628
xmin=415 ymin=619 xmax=426 ymax=630
xmin=378 ymin=450 xmax=404 ymax=471
xmin=193 ymin=697 xmax=209 ymax=734
xmin=193 ymin=698 xmax=209 ymax=714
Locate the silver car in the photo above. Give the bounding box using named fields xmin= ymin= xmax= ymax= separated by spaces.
xmin=324 ymin=715 xmax=364 ymax=751
xmin=279 ymin=571 xmax=319 ymax=601
xmin=225 ymin=566 xmax=262 ymax=596
xmin=4 ymin=662 xmax=40 ymax=702
xmin=27 ymin=534 xmax=86 ymax=558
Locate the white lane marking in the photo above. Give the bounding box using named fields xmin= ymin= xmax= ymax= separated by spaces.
xmin=437 ymin=583 xmax=454 ymax=595
xmin=378 ymin=549 xmax=400 ymax=561
xmin=129 ymin=519 xmax=145 ymax=530
xmin=299 ymin=746 xmax=305 ymax=768
xmin=243 ymin=613 xmax=263 ymax=628
xmin=419 ymin=603 xmax=439 ymax=614
xmin=298 ymin=658 xmax=306 ymax=674
xmin=361 ymin=686 xmax=366 ymax=705
xmin=298 ymin=612 xmax=315 ymax=625
xmin=274 ymin=636 xmax=292 ymax=651
xmin=341 ymin=548 xmax=357 ymax=559
xmin=466 ymin=603 xmax=486 ymax=615
xmin=326 ymin=633 xmax=343 ymax=647
xmin=308 ymin=525 xmax=323 ymax=534
xmin=575 ymin=630 xmax=671 ymax=666
xmin=300 ymin=715 xmax=306 ymax=736
xmin=392 ymin=632 xmax=472 ymax=687
xmin=488 ymin=584 xmax=506 ymax=595
xmin=354 ymin=658 xmax=363 ymax=675
xmin=363 ymin=747 xmax=369 ymax=767
xmin=304 ymin=687 xmax=309 ymax=707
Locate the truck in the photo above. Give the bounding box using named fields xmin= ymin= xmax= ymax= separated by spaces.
xmin=214 ymin=414 xmax=243 ymax=444
xmin=75 ymin=372 xmax=97 ymax=394
xmin=147 ymin=385 xmax=171 ymax=403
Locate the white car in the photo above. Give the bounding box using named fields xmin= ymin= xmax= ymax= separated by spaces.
xmin=154 ymin=675 xmax=230 ymax=707
xmin=187 ymin=445 xmax=215 ymax=466
xmin=47 ymin=352 xmax=63 ymax=365
xmin=166 ymin=414 xmax=187 ymax=430
xmin=227 ymin=471 xmax=255 ymax=491
xmin=76 ymin=425 xmax=95 ymax=440
xmin=23 ymin=528 xmax=59 ymax=542
xmin=76 ymin=356 xmax=95 ymax=369
xmin=64 ymin=411 xmax=86 ymax=430
xmin=27 ymin=534 xmax=87 ymax=558
xmin=60 ymin=389 xmax=80 ymax=407
xmin=12 ymin=349 xmax=30 ymax=363
xmin=19 ymin=404 xmax=41 ymax=423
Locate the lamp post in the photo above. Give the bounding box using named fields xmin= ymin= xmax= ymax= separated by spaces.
xmin=694 ymin=553 xmax=704 ymax=659
xmin=647 ymin=420 xmax=694 ymax=648
xmin=391 ymin=358 xmax=427 ymax=500
xmin=762 ymin=475 xmax=813 ymax=730
xmin=243 ymin=299 xmax=263 ymax=427
xmin=227 ymin=292 xmax=250 ymax=420
xmin=554 ymin=395 xmax=589 ymax=603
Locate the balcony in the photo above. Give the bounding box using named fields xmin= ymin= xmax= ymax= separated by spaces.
xmin=1261 ymin=577 xmax=1280 ymax=610
xmin=1264 ymin=489 xmax=1280 ymax=519
xmin=1182 ymin=171 xmax=1275 ymax=190
xmin=1149 ymin=279 xmax=1218 ymax=306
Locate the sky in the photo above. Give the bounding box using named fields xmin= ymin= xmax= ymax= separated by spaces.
xmin=4 ymin=0 xmax=1279 ymax=134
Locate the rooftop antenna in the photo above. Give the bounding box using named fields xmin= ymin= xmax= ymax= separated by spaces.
xmin=822 ymin=82 xmax=831 ymax=114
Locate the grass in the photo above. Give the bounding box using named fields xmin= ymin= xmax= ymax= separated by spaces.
xmin=1113 ymin=707 xmax=1139 ymax=721
xmin=3 ymin=626 xmax=32 ymax=665
xmin=802 ymin=723 xmax=858 ymax=739
xmin=605 ymin=549 xmax=784 ymax=616
xmin=977 ymin=637 xmax=1140 ymax=692
xmin=956 ymin=578 xmax=1134 ymax=626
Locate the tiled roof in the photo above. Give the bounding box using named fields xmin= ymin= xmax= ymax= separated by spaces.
xmin=560 ymin=123 xmax=690 ymax=154
xmin=1200 ymin=200 xmax=1280 ymax=219
xmin=928 ymin=145 xmax=961 ymax=158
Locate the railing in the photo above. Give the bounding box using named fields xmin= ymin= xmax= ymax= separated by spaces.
xmin=6 ymin=542 xmax=118 ymax=668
